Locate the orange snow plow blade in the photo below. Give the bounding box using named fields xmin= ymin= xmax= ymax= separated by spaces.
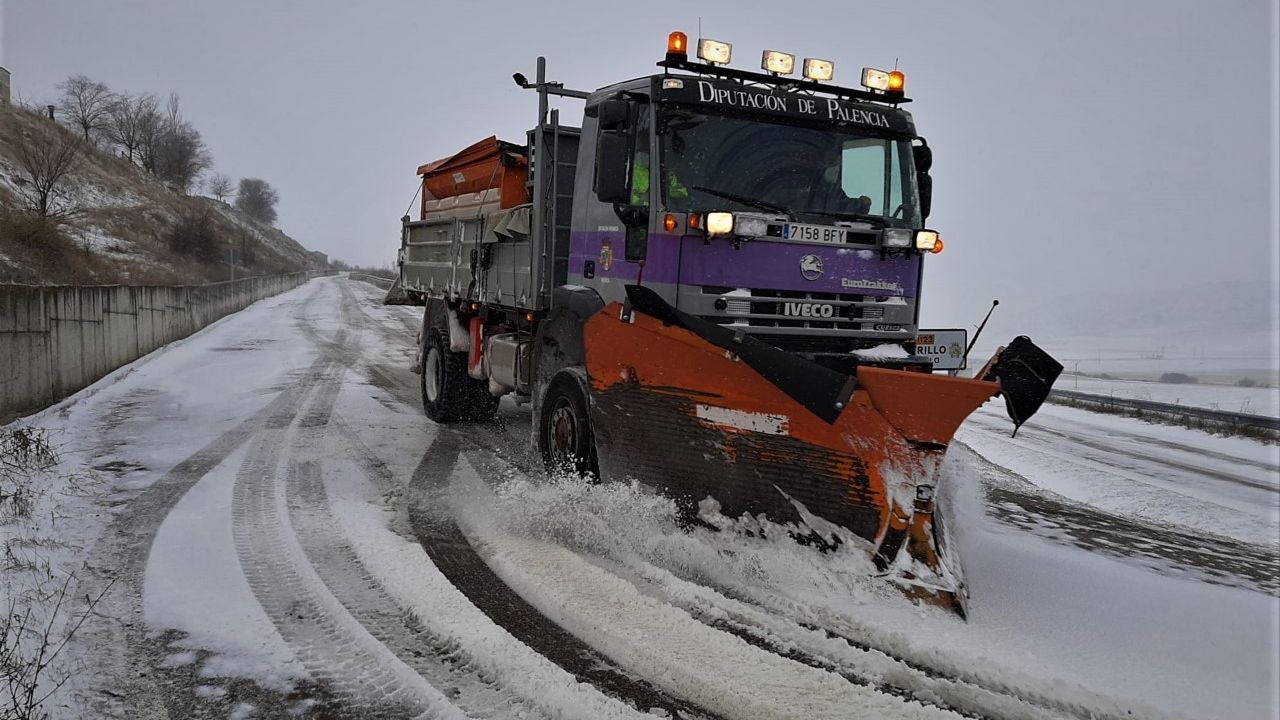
xmin=582 ymin=286 xmax=1060 ymax=615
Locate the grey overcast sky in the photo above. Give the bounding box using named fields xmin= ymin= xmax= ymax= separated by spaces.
xmin=2 ymin=0 xmax=1277 ymax=336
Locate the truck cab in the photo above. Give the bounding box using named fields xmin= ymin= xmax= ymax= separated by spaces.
xmin=569 ymin=64 xmax=937 ymax=373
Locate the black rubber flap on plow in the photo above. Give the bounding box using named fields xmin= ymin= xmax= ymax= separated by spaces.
xmin=984 ymin=336 xmax=1063 ymax=435
xmin=624 ymin=285 xmax=853 ymax=423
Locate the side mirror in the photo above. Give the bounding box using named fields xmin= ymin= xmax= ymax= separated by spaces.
xmin=596 ymin=99 xmax=630 ymax=131
xmin=594 ymin=130 xmax=631 ymax=204
xmin=911 ymin=139 xmax=932 ymax=173
xmin=913 ymin=138 xmax=933 ymax=221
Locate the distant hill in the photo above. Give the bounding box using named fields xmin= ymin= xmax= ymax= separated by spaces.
xmin=0 ymin=104 xmax=323 ymax=285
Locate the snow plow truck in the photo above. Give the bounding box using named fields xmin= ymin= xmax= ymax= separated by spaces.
xmin=391 ymin=32 xmax=1062 ymax=614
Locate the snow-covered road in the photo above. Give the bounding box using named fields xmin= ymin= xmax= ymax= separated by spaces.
xmin=5 ymin=276 xmax=1277 ymax=720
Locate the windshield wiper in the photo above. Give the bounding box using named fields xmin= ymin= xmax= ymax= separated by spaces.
xmin=690 ymin=186 xmax=790 ymax=216
xmin=793 ymin=209 xmax=890 ymax=228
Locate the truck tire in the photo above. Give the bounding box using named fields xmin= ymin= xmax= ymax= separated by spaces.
xmin=538 ymin=372 xmax=599 ymax=478
xmin=421 ymin=328 xmax=499 ymax=422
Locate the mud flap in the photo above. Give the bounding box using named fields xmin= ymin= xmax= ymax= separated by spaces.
xmin=982 ymin=336 xmax=1063 ymax=435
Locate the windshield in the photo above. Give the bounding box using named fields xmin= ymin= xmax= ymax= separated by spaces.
xmin=658 ymin=109 xmax=922 ymax=228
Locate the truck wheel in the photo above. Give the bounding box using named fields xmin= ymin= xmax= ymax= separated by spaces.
xmin=538 ymin=373 xmax=599 ymax=478
xmin=420 ymin=328 xmax=498 ymax=422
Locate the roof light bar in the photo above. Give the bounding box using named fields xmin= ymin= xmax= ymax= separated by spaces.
xmin=697 ymin=38 xmax=732 ymax=65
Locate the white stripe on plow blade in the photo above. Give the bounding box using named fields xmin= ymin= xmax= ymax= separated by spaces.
xmin=695 ymin=405 xmax=790 ymax=435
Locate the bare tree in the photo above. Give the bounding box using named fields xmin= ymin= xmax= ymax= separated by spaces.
xmin=149 ymin=94 xmax=211 ymax=193
xmin=55 ymin=75 xmax=114 ymax=143
xmin=205 ymin=173 xmax=235 ymax=203
xmin=235 ymin=178 xmax=279 ymax=225
xmin=104 ymin=92 xmax=157 ymax=163
xmin=13 ymin=121 xmax=83 ymax=217
xmin=136 ymin=101 xmax=163 ymax=175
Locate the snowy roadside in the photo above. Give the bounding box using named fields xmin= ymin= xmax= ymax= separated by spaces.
xmin=959 ymin=402 xmax=1279 ymax=547
xmin=1 ymin=277 xmax=329 ymax=717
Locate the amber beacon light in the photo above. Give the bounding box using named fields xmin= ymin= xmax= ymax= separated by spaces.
xmin=667 ymin=31 xmax=688 ymax=58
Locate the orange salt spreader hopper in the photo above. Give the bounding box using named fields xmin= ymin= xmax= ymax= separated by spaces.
xmin=417 ymin=136 xmax=529 ymax=219
xmin=582 ymin=285 xmax=1061 ymax=615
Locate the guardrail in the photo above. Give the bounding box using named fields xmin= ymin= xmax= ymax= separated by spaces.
xmin=1 ymin=271 xmax=333 ymax=425
xmin=348 ymin=272 xmax=394 ymax=289
xmin=1048 ymin=389 xmax=1280 ymax=433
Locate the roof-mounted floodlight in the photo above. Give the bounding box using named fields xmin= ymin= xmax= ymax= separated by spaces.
xmin=697 ymin=38 xmax=732 ymax=65
xmin=861 ymin=67 xmax=890 ymax=91
xmin=761 ymin=50 xmax=795 ymax=75
xmin=802 ymin=58 xmax=834 ymax=81
xmin=861 ymin=67 xmax=905 ymax=93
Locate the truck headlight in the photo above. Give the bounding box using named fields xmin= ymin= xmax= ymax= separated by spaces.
xmin=882 ymin=228 xmax=912 ymax=248
xmin=914 ymin=230 xmax=941 ymax=252
xmin=705 ymin=212 xmax=735 ymax=236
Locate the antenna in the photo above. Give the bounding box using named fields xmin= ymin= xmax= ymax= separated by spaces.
xmin=952 ymin=297 xmax=998 ymax=376
xmin=698 ymin=16 xmax=702 ymax=38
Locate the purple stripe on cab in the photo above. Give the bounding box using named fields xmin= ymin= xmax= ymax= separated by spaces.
xmin=569 ymin=231 xmax=919 ymax=296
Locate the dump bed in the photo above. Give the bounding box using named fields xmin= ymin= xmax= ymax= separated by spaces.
xmin=397 ymin=124 xmax=579 ymax=311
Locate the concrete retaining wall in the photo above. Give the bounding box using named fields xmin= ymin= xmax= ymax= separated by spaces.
xmin=1 ymin=272 xmax=322 ymax=424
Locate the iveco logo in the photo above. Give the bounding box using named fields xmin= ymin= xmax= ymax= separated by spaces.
xmin=799 ymin=254 xmax=824 ymax=281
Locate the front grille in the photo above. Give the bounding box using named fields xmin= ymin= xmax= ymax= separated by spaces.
xmin=701 ymin=286 xmax=907 ymax=332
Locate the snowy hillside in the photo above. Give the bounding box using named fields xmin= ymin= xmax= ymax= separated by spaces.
xmin=0 ymin=104 xmax=321 ymax=285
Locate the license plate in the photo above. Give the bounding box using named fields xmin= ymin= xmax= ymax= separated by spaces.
xmin=784 ymin=223 xmax=846 ymax=244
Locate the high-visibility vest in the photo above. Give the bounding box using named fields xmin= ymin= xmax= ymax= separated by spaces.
xmin=631 ymin=163 xmax=688 ymax=204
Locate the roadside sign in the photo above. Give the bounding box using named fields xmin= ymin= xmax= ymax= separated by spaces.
xmin=916 ymin=329 xmax=967 ymax=370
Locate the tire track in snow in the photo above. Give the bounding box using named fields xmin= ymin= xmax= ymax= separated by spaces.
xmin=407 ymin=432 xmax=723 ymax=720
xmin=76 ymin=278 xmax=408 ymax=716
xmin=74 ymin=279 xmax=348 ymax=716
xmin=285 ymin=454 xmax=543 ymax=718
xmin=230 ymin=401 xmax=466 ymax=718
xmin=621 ymin=559 xmax=1151 ymax=720
xmin=222 ymin=278 xmax=517 ymax=717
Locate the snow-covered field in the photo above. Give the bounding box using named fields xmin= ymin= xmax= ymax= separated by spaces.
xmin=1057 ymin=373 xmax=1279 ymax=417
xmin=3 ymin=275 xmax=1277 ymax=719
